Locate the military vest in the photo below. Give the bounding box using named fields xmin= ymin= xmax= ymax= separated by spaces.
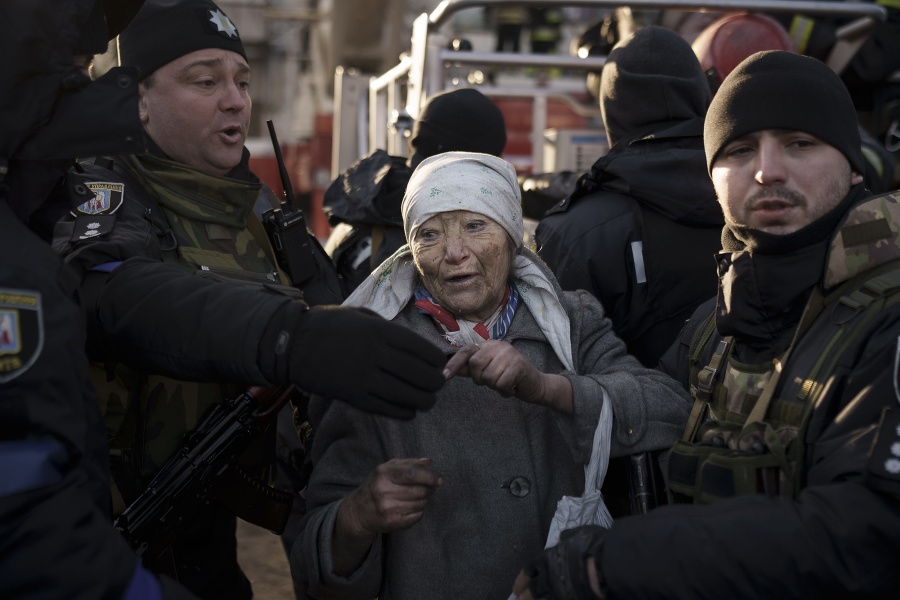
xmin=668 ymin=191 xmax=900 ymax=504
xmin=82 ymin=154 xmax=295 ymax=512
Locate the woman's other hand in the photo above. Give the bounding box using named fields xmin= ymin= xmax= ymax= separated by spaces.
xmin=332 ymin=458 xmax=442 ymax=575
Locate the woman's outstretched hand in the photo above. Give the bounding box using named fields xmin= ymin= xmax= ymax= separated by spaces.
xmin=443 ymin=341 xmax=573 ymax=414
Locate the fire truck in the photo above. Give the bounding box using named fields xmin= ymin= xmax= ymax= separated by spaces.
xmin=254 ymin=0 xmax=891 ymax=239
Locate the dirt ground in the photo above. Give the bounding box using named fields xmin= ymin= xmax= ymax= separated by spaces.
xmin=236 ymin=518 xmax=298 ymax=600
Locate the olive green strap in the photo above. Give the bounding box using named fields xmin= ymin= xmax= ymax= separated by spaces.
xmin=682 ymin=338 xmax=731 ymax=441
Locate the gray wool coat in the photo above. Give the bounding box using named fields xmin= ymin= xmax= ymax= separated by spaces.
xmin=292 ymin=285 xmax=690 ymax=600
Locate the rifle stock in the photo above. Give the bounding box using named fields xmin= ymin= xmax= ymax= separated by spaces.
xmin=114 ymin=385 xmax=296 ymax=563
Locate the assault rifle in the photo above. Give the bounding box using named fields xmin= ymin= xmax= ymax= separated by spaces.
xmin=627 ymin=452 xmax=665 ymax=515
xmin=114 ymin=385 xmax=296 ymax=568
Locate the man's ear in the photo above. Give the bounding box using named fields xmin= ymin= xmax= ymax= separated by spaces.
xmin=851 ymin=171 xmax=864 ymax=185
xmin=138 ymin=83 xmax=149 ymax=125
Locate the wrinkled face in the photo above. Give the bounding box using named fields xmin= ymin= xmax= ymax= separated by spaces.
xmin=139 ymin=48 xmax=251 ymax=176
xmin=412 ymin=210 xmax=514 ymax=322
xmin=711 ymin=129 xmax=863 ymax=235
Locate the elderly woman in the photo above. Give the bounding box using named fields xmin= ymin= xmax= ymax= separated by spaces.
xmin=292 ymin=152 xmax=689 ymax=599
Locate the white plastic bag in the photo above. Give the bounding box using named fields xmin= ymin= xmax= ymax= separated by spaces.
xmin=544 ymin=389 xmax=614 ymax=548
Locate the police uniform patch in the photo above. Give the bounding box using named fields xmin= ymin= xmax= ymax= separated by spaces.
xmin=71 ymin=214 xmax=116 ymax=241
xmin=0 ymin=289 xmax=43 ymax=383
xmin=74 ymin=182 xmax=124 ymax=216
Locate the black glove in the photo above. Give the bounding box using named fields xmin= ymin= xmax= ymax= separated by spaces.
xmin=524 ymin=525 xmax=608 ymax=600
xmin=259 ymin=304 xmax=445 ymax=419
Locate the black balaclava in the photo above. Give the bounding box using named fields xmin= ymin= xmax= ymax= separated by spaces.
xmin=409 ymin=88 xmax=507 ymax=166
xmin=118 ymin=0 xmax=247 ymax=80
xmin=599 ymin=26 xmax=710 ymax=147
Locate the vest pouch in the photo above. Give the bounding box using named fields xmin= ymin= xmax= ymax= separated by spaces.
xmin=668 ymin=421 xmax=790 ymax=504
xmin=697 ymin=447 xmax=783 ymax=504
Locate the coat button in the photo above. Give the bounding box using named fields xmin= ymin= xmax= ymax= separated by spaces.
xmin=506 ymin=476 xmax=531 ymax=498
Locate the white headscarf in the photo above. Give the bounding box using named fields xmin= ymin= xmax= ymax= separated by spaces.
xmin=344 ymin=152 xmax=574 ymax=371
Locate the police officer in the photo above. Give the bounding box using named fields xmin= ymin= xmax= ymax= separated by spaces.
xmin=514 ymin=50 xmax=900 ymax=599
xmin=1 ymin=0 xmax=197 ymax=598
xmin=50 ymin=1 xmax=445 ymax=598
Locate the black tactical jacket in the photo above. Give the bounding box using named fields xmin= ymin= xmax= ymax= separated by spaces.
xmin=536 ymin=118 xmax=724 ymax=366
xmin=598 ymin=189 xmax=900 ymax=599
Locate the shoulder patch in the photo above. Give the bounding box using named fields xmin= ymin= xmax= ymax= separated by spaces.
xmin=73 ymin=182 xmax=124 ymax=216
xmin=0 ymin=289 xmax=43 ymax=383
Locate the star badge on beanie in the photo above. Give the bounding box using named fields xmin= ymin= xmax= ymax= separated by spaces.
xmin=209 ymin=8 xmax=238 ymax=38
xmin=118 ymin=0 xmax=247 ymax=79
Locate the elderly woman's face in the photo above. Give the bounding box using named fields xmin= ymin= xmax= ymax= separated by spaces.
xmin=412 ymin=210 xmax=514 ymax=322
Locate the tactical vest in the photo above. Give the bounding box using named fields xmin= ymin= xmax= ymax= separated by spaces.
xmin=80 ymin=154 xmax=297 ymax=512
xmin=667 ymin=191 xmax=900 ymax=504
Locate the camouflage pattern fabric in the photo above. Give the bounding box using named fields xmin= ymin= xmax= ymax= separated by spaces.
xmin=673 ymin=190 xmax=900 ymax=503
xmin=118 ymin=153 xmax=277 ymax=277
xmin=825 ymin=190 xmax=900 ymax=288
xmin=707 ymin=359 xmax=807 ymax=439
xmin=84 ymin=153 xmax=283 ymax=511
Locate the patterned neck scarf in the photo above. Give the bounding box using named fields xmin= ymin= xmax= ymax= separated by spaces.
xmin=414 ymin=281 xmax=519 ymax=347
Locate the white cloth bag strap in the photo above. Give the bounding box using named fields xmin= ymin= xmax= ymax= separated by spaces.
xmin=584 ymin=389 xmax=614 ymax=492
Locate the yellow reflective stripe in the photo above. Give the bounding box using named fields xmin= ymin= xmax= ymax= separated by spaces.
xmin=789 ymin=16 xmax=815 ymax=54
xmin=877 ymin=0 xmax=900 ymax=9
xmin=861 ymin=146 xmax=885 ymax=178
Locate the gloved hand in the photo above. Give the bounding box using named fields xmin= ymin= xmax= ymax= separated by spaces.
xmin=259 ymin=304 xmax=445 ymax=419
xmin=520 ymin=525 xmax=608 ymax=599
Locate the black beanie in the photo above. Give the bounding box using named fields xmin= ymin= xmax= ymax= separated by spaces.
xmin=599 ymin=26 xmax=710 ymax=147
xmin=704 ymin=50 xmax=864 ymax=174
xmin=410 ymin=88 xmax=507 ymax=159
xmin=118 ymin=0 xmax=246 ymax=79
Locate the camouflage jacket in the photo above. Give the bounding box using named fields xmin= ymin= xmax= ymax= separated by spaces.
xmin=665 ymin=188 xmax=900 ymax=502
xmin=53 ymin=152 xmax=292 ymax=510
xmin=597 ymin=189 xmax=900 ymax=598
